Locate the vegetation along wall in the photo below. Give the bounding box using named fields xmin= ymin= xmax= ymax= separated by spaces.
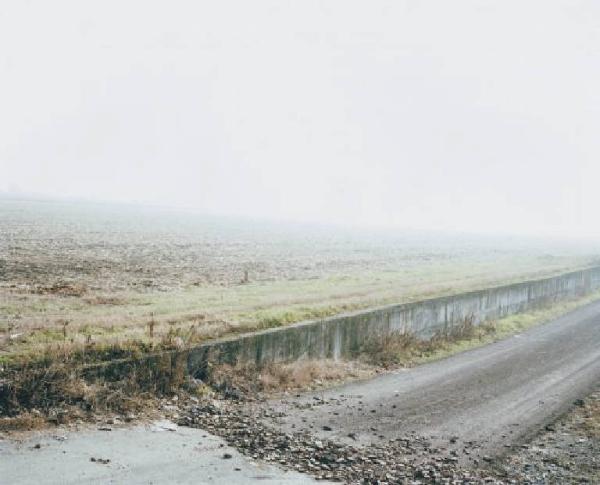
xmin=185 ymin=266 xmax=600 ymax=374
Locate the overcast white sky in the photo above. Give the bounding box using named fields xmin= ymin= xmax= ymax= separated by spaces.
xmin=1 ymin=1 xmax=599 ymax=236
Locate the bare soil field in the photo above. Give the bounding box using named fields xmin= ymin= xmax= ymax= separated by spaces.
xmin=2 ymin=197 xmax=599 ymax=360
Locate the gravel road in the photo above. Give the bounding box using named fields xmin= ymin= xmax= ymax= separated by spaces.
xmin=267 ymin=299 xmax=600 ymax=465
xmin=3 ymin=300 xmax=600 ymax=484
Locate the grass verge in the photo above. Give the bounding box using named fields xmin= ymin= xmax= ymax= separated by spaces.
xmin=361 ymin=290 xmax=600 ymax=369
xmin=2 ymin=290 xmax=600 ymax=431
xmin=211 ymin=290 xmax=600 ymax=395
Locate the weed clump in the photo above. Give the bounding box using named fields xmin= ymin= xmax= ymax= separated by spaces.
xmin=360 ymin=316 xmax=497 ymax=368
xmin=206 ymin=359 xmax=374 ymax=396
xmin=0 ymin=340 xmax=191 ymax=431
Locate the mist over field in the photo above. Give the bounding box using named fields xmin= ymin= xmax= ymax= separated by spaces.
xmin=1 ymin=195 xmax=599 ymax=356
xmin=3 ymin=197 xmax=598 ymax=289
xmin=2 ymin=1 xmax=600 ymax=237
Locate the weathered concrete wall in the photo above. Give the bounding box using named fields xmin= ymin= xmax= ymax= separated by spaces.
xmin=185 ymin=266 xmax=600 ymax=376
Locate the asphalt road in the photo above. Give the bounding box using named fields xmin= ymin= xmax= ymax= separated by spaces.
xmin=268 ymin=299 xmax=600 ymax=463
xmin=0 ymin=421 xmax=322 ymax=485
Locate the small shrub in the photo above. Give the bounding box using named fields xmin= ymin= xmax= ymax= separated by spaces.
xmin=360 ymin=332 xmax=423 ymax=368
xmin=360 ymin=317 xmax=498 ymax=368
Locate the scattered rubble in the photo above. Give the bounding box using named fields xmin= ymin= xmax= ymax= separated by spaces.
xmin=496 ymin=391 xmax=600 ymax=484
xmin=170 ymin=387 xmax=600 ymax=484
xmin=178 ymin=399 xmax=503 ymax=484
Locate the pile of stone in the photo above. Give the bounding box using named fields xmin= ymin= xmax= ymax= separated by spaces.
xmin=179 ymin=399 xmax=506 ymax=484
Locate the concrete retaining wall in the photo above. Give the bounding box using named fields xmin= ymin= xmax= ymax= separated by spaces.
xmin=184 ymin=266 xmax=600 ymax=376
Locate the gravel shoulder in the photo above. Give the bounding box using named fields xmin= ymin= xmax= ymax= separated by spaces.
xmin=497 ymin=390 xmax=600 ymax=483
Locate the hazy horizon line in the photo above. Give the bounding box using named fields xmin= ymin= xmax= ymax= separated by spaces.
xmin=3 ymin=190 xmax=600 ymax=245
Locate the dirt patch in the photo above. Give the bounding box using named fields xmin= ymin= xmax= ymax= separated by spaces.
xmin=83 ymin=295 xmax=128 ymax=306
xmin=32 ymin=282 xmax=88 ymax=297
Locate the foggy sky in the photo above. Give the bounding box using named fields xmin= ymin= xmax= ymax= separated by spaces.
xmin=1 ymin=1 xmax=599 ymax=236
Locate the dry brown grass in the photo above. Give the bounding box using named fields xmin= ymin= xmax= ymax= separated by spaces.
xmin=0 ymin=340 xmax=193 ymax=432
xmin=360 ymin=317 xmax=497 ymax=368
xmin=259 ymin=360 xmax=376 ymax=392
xmin=0 ymin=296 xmax=595 ymax=433
xmin=208 ymin=359 xmax=377 ymax=396
xmin=32 ymin=282 xmax=88 ymax=297
xmin=0 ymin=318 xmax=216 ymax=431
xmin=0 ymin=411 xmax=47 ymax=432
